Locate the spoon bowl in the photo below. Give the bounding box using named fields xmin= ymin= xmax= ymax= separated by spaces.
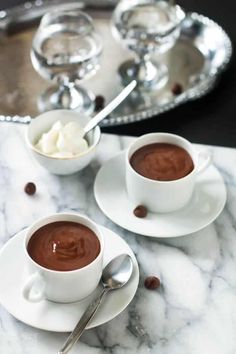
xmin=102 ymin=254 xmax=133 ymax=289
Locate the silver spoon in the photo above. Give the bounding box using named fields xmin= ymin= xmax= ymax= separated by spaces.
xmin=82 ymin=79 xmax=136 ymax=137
xmin=59 ymin=254 xmax=133 ymax=354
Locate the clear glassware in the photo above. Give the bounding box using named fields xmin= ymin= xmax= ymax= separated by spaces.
xmin=112 ymin=0 xmax=185 ymax=89
xmin=31 ymin=9 xmax=102 ymax=113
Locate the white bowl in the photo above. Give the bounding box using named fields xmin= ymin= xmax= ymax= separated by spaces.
xmin=26 ymin=110 xmax=101 ymax=175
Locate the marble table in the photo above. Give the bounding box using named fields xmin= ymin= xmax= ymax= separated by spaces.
xmin=0 ymin=124 xmax=236 ymax=354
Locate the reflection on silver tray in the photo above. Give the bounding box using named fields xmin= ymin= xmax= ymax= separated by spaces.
xmin=0 ymin=2 xmax=232 ymax=127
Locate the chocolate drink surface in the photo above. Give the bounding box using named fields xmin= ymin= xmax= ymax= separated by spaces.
xmin=27 ymin=221 xmax=100 ymax=271
xmin=130 ymin=143 xmax=194 ymax=181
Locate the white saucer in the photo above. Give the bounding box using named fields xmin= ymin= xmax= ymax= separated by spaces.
xmin=94 ymin=151 xmax=227 ymax=238
xmin=0 ymin=226 xmax=139 ymax=332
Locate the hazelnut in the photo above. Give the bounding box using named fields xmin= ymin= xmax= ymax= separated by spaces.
xmin=171 ymin=83 xmax=183 ymax=95
xmin=133 ymin=205 xmax=147 ymax=218
xmin=95 ymin=95 xmax=105 ymax=112
xmin=24 ymin=182 xmax=36 ymax=195
xmin=144 ymin=276 xmax=160 ymax=290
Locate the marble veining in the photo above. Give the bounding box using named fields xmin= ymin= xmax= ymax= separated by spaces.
xmin=0 ymin=124 xmax=236 ymax=354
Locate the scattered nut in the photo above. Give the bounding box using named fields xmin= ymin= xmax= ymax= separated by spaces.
xmin=133 ymin=205 xmax=147 ymax=218
xmin=95 ymin=95 xmax=105 ymax=112
xmin=144 ymin=276 xmax=161 ymax=290
xmin=24 ymin=182 xmax=36 ymax=195
xmin=171 ymin=82 xmax=183 ymax=95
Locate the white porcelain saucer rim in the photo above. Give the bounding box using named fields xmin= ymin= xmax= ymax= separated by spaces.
xmin=0 ymin=226 xmax=139 ymax=332
xmin=94 ymin=151 xmax=227 ymax=238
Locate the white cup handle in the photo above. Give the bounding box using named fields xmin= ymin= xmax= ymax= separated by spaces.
xmin=22 ymin=272 xmax=45 ymax=302
xmin=197 ymin=149 xmax=212 ymax=174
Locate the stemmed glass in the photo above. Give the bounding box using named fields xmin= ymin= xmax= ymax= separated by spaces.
xmin=112 ymin=0 xmax=185 ymax=89
xmin=31 ymin=9 xmax=102 ymax=113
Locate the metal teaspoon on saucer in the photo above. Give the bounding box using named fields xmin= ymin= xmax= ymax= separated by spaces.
xmin=59 ymin=254 xmax=133 ymax=354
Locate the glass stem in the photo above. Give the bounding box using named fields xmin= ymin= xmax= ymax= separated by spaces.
xmin=56 ymin=82 xmax=82 ymax=109
xmin=135 ymin=53 xmax=159 ymax=83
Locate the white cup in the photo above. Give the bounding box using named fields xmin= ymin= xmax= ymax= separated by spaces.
xmin=22 ymin=213 xmax=104 ymax=303
xmin=126 ymin=133 xmax=212 ymax=213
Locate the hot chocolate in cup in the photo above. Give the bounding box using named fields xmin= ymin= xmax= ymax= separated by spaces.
xmin=22 ymin=213 xmax=104 ymax=303
xmin=126 ymin=133 xmax=212 ymax=213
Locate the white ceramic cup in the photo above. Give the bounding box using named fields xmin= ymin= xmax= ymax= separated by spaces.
xmin=126 ymin=133 xmax=212 ymax=213
xmin=22 ymin=213 xmax=104 ymax=303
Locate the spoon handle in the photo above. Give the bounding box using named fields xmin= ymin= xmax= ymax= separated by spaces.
xmin=59 ymin=287 xmax=109 ymax=354
xmin=83 ymin=80 xmax=137 ymax=135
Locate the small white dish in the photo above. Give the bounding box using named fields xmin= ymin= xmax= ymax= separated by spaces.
xmin=94 ymin=151 xmax=227 ymax=238
xmin=0 ymin=226 xmax=139 ymax=332
xmin=26 ymin=110 xmax=101 ymax=175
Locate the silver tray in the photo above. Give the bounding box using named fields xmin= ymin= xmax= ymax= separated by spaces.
xmin=0 ymin=1 xmax=232 ymax=126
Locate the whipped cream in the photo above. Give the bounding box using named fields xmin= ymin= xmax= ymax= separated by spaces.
xmin=35 ymin=121 xmax=88 ymax=158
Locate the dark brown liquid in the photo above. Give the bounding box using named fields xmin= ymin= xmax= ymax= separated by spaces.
xmin=130 ymin=143 xmax=194 ymax=181
xmin=27 ymin=221 xmax=100 ymax=271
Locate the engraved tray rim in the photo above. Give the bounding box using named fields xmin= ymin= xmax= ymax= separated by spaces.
xmin=0 ymin=2 xmax=233 ymax=127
